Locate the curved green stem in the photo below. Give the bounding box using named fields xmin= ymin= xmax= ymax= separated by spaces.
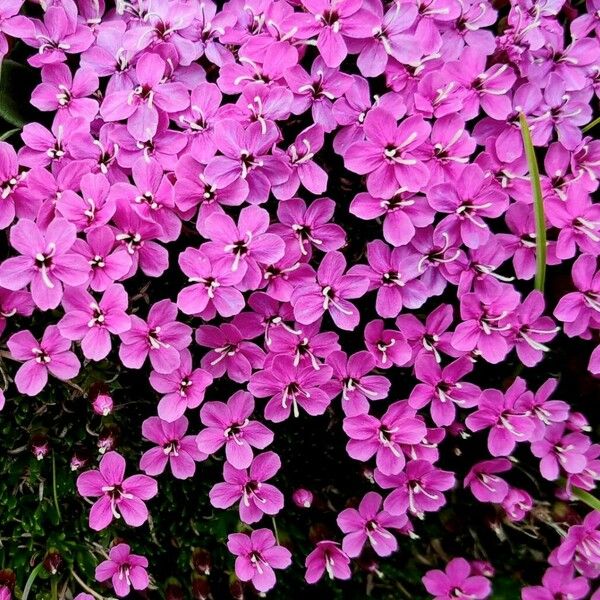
xmin=22 ymin=563 xmax=44 ymax=600
xmin=582 ymin=115 xmax=600 ymax=134
xmin=519 ymin=113 xmax=547 ymax=293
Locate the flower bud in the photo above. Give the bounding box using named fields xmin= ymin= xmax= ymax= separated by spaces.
xmin=97 ymin=427 xmax=118 ymax=454
xmin=165 ymin=579 xmax=183 ymax=600
xmin=192 ymin=575 xmax=210 ymax=600
xmin=192 ymin=548 xmax=211 ymax=575
xmin=292 ymin=488 xmax=313 ymax=508
xmin=43 ymin=549 xmax=62 ymax=575
xmin=30 ymin=434 xmax=49 ymax=460
xmin=229 ymin=579 xmax=244 ymax=600
xmin=92 ymin=392 xmax=113 ymax=416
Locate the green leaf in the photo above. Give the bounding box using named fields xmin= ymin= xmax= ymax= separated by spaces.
xmin=0 ymin=59 xmax=30 ymax=127
xmin=519 ymin=113 xmax=547 ymax=293
xmin=571 ymin=485 xmax=600 ymax=511
xmin=0 ymin=127 xmax=20 ymax=141
xmin=22 ymin=562 xmax=44 ymax=600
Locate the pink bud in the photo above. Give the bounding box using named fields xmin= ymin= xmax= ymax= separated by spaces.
xmin=92 ymin=392 xmax=113 ymax=416
xmin=292 ymin=488 xmax=313 ymax=508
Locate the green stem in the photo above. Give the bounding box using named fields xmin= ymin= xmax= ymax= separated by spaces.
xmin=51 ymin=576 xmax=58 ymax=600
xmin=582 ymin=115 xmax=600 ymax=134
xmin=519 ymin=113 xmax=547 ymax=292
xmin=52 ymin=451 xmax=61 ymax=522
xmin=22 ymin=563 xmax=44 ymax=600
xmin=272 ymin=516 xmax=280 ymax=545
xmin=571 ymin=485 xmax=600 ymax=511
xmin=0 ymin=127 xmax=20 ymax=141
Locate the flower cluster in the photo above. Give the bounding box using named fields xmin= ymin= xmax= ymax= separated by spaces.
xmin=0 ymin=0 xmax=599 ymax=597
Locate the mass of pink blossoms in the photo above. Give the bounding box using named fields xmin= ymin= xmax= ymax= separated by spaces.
xmin=1 ymin=0 xmax=600 ymax=597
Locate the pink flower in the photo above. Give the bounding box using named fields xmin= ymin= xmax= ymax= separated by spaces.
xmin=95 ymin=543 xmax=149 ymax=598
xmin=149 ymin=349 xmax=213 ymax=422
xmin=337 ymin=491 xmax=406 ymax=557
xmin=377 ymin=460 xmax=455 ymax=518
xmin=304 ymin=541 xmax=351 ymax=584
xmin=466 ymin=378 xmax=535 ymax=456
xmin=196 ymin=390 xmax=274 ymax=469
xmin=422 ymin=557 xmax=492 ymax=600
xmin=58 ymin=284 xmax=130 ymax=361
xmin=291 ymin=251 xmax=368 ymax=331
xmin=119 ymin=299 xmax=192 ymax=374
xmin=343 ymin=401 xmax=427 ymax=475
xmin=409 ymin=355 xmax=480 ymax=427
xmin=100 ymin=53 xmax=189 ymax=142
xmin=196 ymin=321 xmax=265 ymax=383
xmin=140 ymin=416 xmax=206 ymax=480
xmin=464 ymin=458 xmax=512 ymax=503
xmin=209 ymin=452 xmax=284 ymax=524
xmin=344 ymin=107 xmax=431 ymax=197
xmin=7 ymin=325 xmax=80 ymax=396
xmin=248 ymin=354 xmax=334 ymax=422
xmin=76 ymin=451 xmax=157 ymax=531
xmin=227 ymin=529 xmax=292 ymax=592
xmin=0 ymin=218 xmax=90 ymax=310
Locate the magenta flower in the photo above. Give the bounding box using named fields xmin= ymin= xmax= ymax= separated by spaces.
xmin=298 ymin=0 xmax=378 ymax=68
xmin=305 ymin=541 xmax=351 ymax=583
xmin=345 ymin=107 xmax=431 ymax=197
xmin=177 ymin=247 xmax=245 ymax=318
xmin=76 ymin=451 xmax=157 ymax=531
xmin=25 ymin=6 xmax=94 ymax=68
xmin=0 ymin=141 xmax=32 ymax=230
xmin=0 ymin=218 xmax=90 ymax=310
xmin=196 ymin=321 xmax=265 ymax=383
xmin=409 ymin=355 xmax=480 ymax=427
xmin=343 ymin=401 xmax=427 ymax=475
xmin=71 ymin=226 xmax=132 ymax=292
xmin=58 ymin=284 xmax=130 ymax=361
xmin=464 ymin=458 xmax=512 ymax=503
xmin=531 ymin=423 xmax=590 ymax=481
xmin=101 ymin=53 xmax=189 ymax=142
xmin=466 ymin=378 xmax=535 ymax=456
xmin=325 ymin=350 xmax=391 ymax=416
xmin=337 ymin=491 xmax=405 ymax=558
xmin=58 ymin=173 xmax=116 ymax=232
xmin=555 ymin=511 xmax=600 ymax=570
xmin=291 ymin=251 xmax=368 ymax=331
xmin=554 ymin=253 xmax=600 ymax=337
xmin=510 ymin=291 xmax=559 ymax=367
xmin=396 ymin=303 xmax=457 ymax=365
xmin=521 ymin=378 xmax=570 ymax=442
xmin=363 ymin=319 xmax=412 ymax=369
xmin=7 ymin=326 xmax=80 ymax=396
xmin=196 ymin=390 xmax=274 ymax=469
xmin=249 ymin=354 xmax=334 ymax=422
xmin=422 ymin=557 xmax=492 ymax=600
xmin=204 ymin=120 xmax=289 ymax=204
xmin=284 ymin=57 xmax=353 ymax=132
xmin=209 ymin=452 xmax=284 ymax=524
xmin=202 ymin=206 xmax=285 ymax=290
xmin=119 ymin=300 xmax=192 ymax=374
xmin=377 ymin=460 xmax=455 ymax=519
xmin=95 ymin=544 xmax=149 ymax=598
xmin=451 ymin=282 xmax=520 ymax=364
xmin=31 ymin=63 xmax=99 ymax=121
xmin=0 ymin=288 xmax=34 ymax=338
xmin=227 ymin=529 xmax=292 ymax=592
xmin=140 ymin=416 xmax=205 ymax=480
xmin=522 ymin=565 xmax=589 ymax=600
xmin=428 ymin=164 xmax=509 ymax=250
xmin=350 ymin=240 xmax=427 ymax=318
xmin=150 ymin=349 xmax=213 ymax=422
xmin=350 ymin=189 xmax=434 ymax=248
xmin=272 ymin=125 xmax=328 ymax=200
xmin=271 ymin=196 xmax=345 ymax=258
